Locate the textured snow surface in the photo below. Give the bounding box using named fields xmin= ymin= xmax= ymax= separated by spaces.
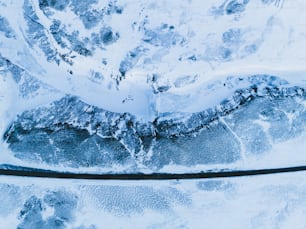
xmin=1 ymin=0 xmax=306 ymax=228
xmin=1 ymin=172 xmax=306 ymax=228
xmin=1 ymin=0 xmax=306 ymax=117
xmin=3 ymin=80 xmax=306 ymax=173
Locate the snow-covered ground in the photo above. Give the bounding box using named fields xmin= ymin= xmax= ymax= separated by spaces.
xmin=1 ymin=0 xmax=306 ymax=118
xmin=1 ymin=0 xmax=306 ymax=228
xmin=1 ymin=171 xmax=306 ymax=228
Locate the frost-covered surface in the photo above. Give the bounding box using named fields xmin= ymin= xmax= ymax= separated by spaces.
xmin=0 ymin=0 xmax=305 ymax=171
xmin=1 ymin=0 xmax=306 ymax=118
xmin=2 ymin=0 xmax=306 ymax=227
xmin=3 ymin=77 xmax=306 ymax=173
xmin=1 ymin=172 xmax=306 ymax=228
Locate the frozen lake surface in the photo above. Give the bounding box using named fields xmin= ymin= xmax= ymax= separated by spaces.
xmin=1 ymin=0 xmax=306 ymax=228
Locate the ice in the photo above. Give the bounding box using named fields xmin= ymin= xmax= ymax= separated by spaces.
xmin=0 ymin=15 xmax=15 ymax=39
xmin=0 ymin=184 xmax=22 ymax=217
xmin=225 ymin=0 xmax=249 ymax=15
xmin=224 ymin=95 xmax=306 ymax=156
xmin=3 ymin=0 xmax=306 ymax=119
xmin=119 ymin=47 xmax=145 ymax=77
xmin=18 ymin=190 xmax=77 ymax=229
xmin=147 ymin=121 xmax=241 ymax=169
xmin=196 ymin=180 xmax=233 ymax=192
xmin=3 ymin=76 xmax=306 ymax=172
xmin=224 ymin=98 xmax=273 ymax=155
xmin=2 ymin=0 xmax=306 ymax=227
xmin=0 ymin=172 xmax=305 ymax=228
xmin=23 ymin=0 xmax=60 ymax=64
xmin=142 ymin=24 xmax=183 ymax=48
xmin=5 ymin=121 xmax=133 ymax=169
xmin=39 ymin=0 xmax=70 ymax=12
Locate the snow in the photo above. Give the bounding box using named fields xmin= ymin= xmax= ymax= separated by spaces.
xmin=1 ymin=0 xmax=306 ymax=227
xmin=1 ymin=171 xmax=306 ymax=228
xmin=1 ymin=0 xmax=306 ymax=118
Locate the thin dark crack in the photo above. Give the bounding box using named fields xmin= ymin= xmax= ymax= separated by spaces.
xmin=0 ymin=164 xmax=305 ymax=180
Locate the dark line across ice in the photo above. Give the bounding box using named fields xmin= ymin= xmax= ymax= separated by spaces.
xmin=0 ymin=165 xmax=306 ymax=180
